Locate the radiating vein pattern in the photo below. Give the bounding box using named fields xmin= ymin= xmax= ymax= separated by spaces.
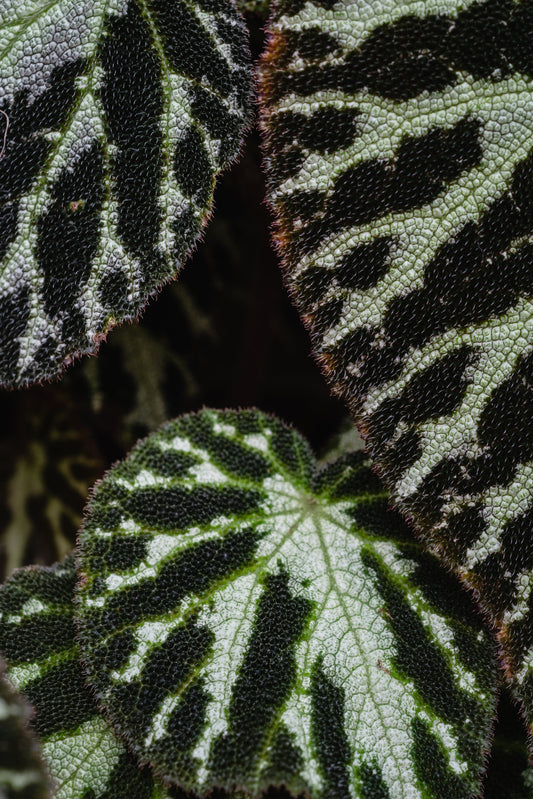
xmin=0 ymin=0 xmax=251 ymax=386
xmin=0 ymin=558 xmax=174 ymax=799
xmin=76 ymin=408 xmax=496 ymax=798
xmin=0 ymin=660 xmax=49 ymax=799
xmin=259 ymin=0 xmax=533 ymax=717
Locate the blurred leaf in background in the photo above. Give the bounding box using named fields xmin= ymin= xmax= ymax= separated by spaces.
xmin=0 ymin=389 xmax=102 ymax=578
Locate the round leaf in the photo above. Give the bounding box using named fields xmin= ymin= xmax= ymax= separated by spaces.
xmin=77 ymin=408 xmax=497 ymax=798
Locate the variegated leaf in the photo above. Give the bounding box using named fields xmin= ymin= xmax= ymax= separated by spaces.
xmin=64 ymin=128 xmax=347 ymax=455
xmin=0 ymin=0 xmax=252 ymax=387
xmin=258 ymin=0 xmax=533 ymax=725
xmin=76 ymin=408 xmax=497 ymax=799
xmin=0 ymin=659 xmax=49 ymax=799
xmin=0 ymin=557 xmax=175 ymax=799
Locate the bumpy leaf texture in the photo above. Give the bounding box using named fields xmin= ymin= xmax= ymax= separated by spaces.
xmin=76 ymin=408 xmax=497 ymax=799
xmin=0 ymin=659 xmax=49 ymax=799
xmin=259 ymin=0 xmax=533 ymax=726
xmin=0 ymin=558 xmax=175 ymax=798
xmin=0 ymin=0 xmax=252 ymax=387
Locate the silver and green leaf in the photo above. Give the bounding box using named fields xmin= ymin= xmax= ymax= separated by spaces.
xmin=0 ymin=659 xmax=49 ymax=799
xmin=0 ymin=0 xmax=252 ymax=387
xmin=259 ymin=0 xmax=533 ymax=725
xmin=0 ymin=557 xmax=174 ymax=799
xmin=76 ymin=408 xmax=497 ymax=798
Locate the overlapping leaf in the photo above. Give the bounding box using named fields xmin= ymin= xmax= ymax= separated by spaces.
xmin=76 ymin=408 xmax=497 ymax=798
xmin=61 ymin=126 xmax=347 ymax=455
xmin=0 ymin=557 xmax=174 ymax=798
xmin=259 ymin=0 xmax=533 ymax=725
xmin=0 ymin=659 xmax=49 ymax=799
xmin=0 ymin=0 xmax=252 ymax=387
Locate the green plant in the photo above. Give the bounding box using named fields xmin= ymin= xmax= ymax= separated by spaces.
xmin=0 ymin=0 xmax=533 ymax=797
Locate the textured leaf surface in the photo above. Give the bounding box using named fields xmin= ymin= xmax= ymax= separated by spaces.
xmin=0 ymin=558 xmax=174 ymax=799
xmin=0 ymin=660 xmax=49 ymax=799
xmin=77 ymin=408 xmax=496 ymax=798
xmin=259 ymin=0 xmax=533 ymax=721
xmin=0 ymin=0 xmax=251 ymax=387
xmin=65 ymin=127 xmax=347 ymax=455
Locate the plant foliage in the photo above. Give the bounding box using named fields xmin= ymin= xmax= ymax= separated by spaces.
xmin=0 ymin=0 xmax=531 ymax=796
xmin=0 ymin=0 xmax=251 ymax=387
xmin=0 ymin=557 xmax=175 ymax=798
xmin=0 ymin=390 xmax=103 ymax=577
xmin=259 ymin=0 xmax=533 ymax=729
xmin=76 ymin=408 xmax=496 ymax=798
xmin=0 ymin=657 xmax=49 ymax=798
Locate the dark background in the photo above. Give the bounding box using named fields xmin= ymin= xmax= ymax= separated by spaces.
xmin=0 ymin=11 xmax=528 ymax=796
